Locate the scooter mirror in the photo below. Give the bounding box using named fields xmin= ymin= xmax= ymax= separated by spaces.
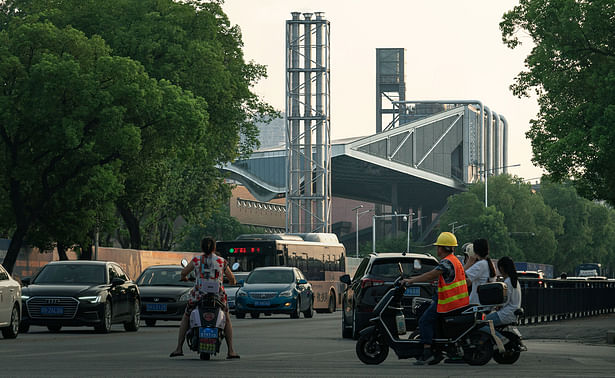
xmin=413 ymin=259 xmax=422 ymax=271
xmin=181 ymin=258 xmax=188 ymax=267
xmin=231 ymin=262 xmax=240 ymax=271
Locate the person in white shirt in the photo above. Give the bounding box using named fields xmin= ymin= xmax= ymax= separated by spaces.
xmin=463 ymin=238 xmax=497 ymax=304
xmin=487 ymin=256 xmax=522 ymax=326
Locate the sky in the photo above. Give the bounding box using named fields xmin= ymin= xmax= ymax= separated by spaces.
xmin=222 ymin=0 xmax=545 ymax=182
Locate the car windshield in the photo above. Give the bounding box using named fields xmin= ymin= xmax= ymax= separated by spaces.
xmin=33 ymin=264 xmax=106 ymax=285
xmin=370 ymin=258 xmax=438 ymax=279
xmin=226 ymin=273 xmax=250 ymax=287
xmin=137 ymin=268 xmax=193 ymax=287
xmin=246 ymin=270 xmax=294 ymax=284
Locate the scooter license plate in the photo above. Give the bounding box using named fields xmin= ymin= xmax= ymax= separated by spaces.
xmin=199 ymin=327 xmax=218 ymax=353
xmin=403 ymin=287 xmax=420 ymax=297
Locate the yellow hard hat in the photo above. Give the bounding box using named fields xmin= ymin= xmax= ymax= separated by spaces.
xmin=434 ymin=232 xmax=458 ymax=247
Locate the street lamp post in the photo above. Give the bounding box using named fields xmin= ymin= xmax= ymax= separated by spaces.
xmin=352 ymin=205 xmax=372 ymax=258
xmin=372 ymin=212 xmax=422 ymax=254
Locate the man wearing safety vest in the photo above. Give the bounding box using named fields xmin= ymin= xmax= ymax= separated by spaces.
xmin=402 ymin=231 xmax=469 ymax=365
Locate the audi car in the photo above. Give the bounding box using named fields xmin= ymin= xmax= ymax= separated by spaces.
xmin=20 ymin=261 xmax=140 ymax=333
xmin=135 ymin=265 xmax=194 ymax=326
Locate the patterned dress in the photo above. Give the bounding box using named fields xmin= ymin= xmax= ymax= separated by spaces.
xmin=185 ymin=253 xmax=228 ymax=314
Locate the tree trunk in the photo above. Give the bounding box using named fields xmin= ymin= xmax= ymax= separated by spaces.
xmin=118 ymin=203 xmax=141 ymax=249
xmin=57 ymin=242 xmax=69 ymax=261
xmin=2 ymin=226 xmax=28 ymax=275
xmin=79 ymin=243 xmax=93 ymax=260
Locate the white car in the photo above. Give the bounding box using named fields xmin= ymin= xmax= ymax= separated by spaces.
xmin=0 ymin=264 xmax=21 ymax=339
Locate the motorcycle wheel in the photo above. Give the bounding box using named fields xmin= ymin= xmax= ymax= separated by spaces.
xmin=462 ymin=331 xmax=494 ymax=366
xmin=493 ymin=331 xmax=521 ymax=364
xmin=200 ymin=352 xmax=211 ymax=360
xmin=356 ymin=332 xmax=389 ymax=365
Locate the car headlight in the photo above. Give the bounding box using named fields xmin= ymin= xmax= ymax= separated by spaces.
xmin=237 ymin=289 xmax=247 ymax=297
xmin=279 ymin=290 xmax=293 ymax=298
xmin=179 ymin=291 xmax=191 ymax=302
xmin=78 ymin=295 xmax=101 ymax=304
xmin=21 ymin=295 xmax=29 ymax=301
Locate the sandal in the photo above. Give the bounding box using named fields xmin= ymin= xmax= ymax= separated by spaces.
xmin=226 ymin=354 xmax=240 ymax=359
xmin=169 ymin=351 xmax=184 ymax=357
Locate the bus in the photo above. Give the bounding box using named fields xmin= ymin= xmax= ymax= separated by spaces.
xmin=217 ymin=233 xmax=346 ymax=313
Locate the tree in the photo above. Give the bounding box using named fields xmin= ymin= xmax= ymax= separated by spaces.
xmin=501 ymin=0 xmax=615 ymax=205
xmin=439 ymin=175 xmax=563 ymax=264
xmin=0 ymin=17 xmax=209 ymax=273
xmin=8 ymin=0 xmax=277 ymax=249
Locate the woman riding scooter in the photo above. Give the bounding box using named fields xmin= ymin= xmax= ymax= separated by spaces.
xmin=169 ymin=237 xmax=240 ymax=359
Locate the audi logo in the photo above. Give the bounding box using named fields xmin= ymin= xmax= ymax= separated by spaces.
xmin=46 ymin=299 xmax=60 ymax=304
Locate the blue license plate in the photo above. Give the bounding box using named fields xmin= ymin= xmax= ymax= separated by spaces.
xmin=404 ymin=287 xmax=421 ymax=297
xmin=40 ymin=306 xmax=64 ymax=315
xmin=146 ymin=303 xmax=167 ymax=312
xmin=199 ymin=327 xmax=218 ymax=339
xmin=228 ymin=300 xmax=235 ymax=308
xmin=254 ymin=300 xmax=270 ymax=307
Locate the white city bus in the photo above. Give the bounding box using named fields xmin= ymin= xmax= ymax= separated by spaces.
xmin=217 ymin=233 xmax=346 ymax=312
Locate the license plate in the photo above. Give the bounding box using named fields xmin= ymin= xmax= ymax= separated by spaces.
xmin=404 ymin=287 xmax=420 ymax=297
xmin=254 ymin=300 xmax=270 ymax=307
xmin=199 ymin=327 xmax=218 ymax=353
xmin=146 ymin=303 xmax=167 ymax=312
xmin=40 ymin=306 xmax=64 ymax=315
xmin=228 ymin=300 xmax=235 ymax=308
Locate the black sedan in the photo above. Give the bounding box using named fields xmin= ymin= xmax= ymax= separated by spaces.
xmin=20 ymin=261 xmax=140 ymax=333
xmin=135 ymin=265 xmax=193 ymax=326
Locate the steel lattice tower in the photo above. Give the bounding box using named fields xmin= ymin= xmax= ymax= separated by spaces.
xmin=285 ymin=12 xmax=331 ymax=233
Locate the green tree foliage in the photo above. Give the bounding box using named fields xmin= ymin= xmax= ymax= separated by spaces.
xmin=0 ymin=19 xmax=146 ymax=272
xmin=12 ymin=0 xmax=277 ymax=249
xmin=439 ymin=175 xmax=565 ymax=261
xmin=440 ymin=175 xmax=615 ymax=276
xmin=501 ymin=0 xmax=615 ymax=205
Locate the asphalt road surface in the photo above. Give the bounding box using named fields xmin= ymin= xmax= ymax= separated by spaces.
xmin=2 ymin=312 xmax=614 ymax=377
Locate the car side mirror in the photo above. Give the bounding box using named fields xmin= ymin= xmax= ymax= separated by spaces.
xmin=339 ymin=274 xmax=351 ymax=285
xmin=111 ymin=277 xmax=126 ymax=286
xmin=22 ymin=277 xmax=31 ymax=286
xmin=238 ymin=279 xmax=244 ymax=287
xmin=298 ymin=279 xmax=308 ymax=285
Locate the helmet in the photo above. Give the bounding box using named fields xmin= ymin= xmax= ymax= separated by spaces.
xmin=461 ymin=242 xmax=474 ymax=256
xmin=434 ymin=232 xmax=458 ymax=247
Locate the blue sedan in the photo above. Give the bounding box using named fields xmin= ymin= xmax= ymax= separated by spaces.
xmin=234 ymin=267 xmax=314 ymax=319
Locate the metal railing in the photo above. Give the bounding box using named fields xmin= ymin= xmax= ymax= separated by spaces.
xmin=519 ymin=278 xmax=615 ymax=324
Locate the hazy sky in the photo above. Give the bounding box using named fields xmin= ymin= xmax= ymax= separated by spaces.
xmin=222 ymin=0 xmax=545 ymax=181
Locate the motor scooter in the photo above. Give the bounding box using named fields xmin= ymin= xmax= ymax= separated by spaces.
xmin=180 ymin=258 xmax=234 ymax=361
xmin=355 ymin=274 xmax=508 ymax=365
xmin=185 ymin=294 xmax=226 ymax=360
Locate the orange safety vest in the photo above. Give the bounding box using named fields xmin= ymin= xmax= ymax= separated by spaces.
xmin=437 ymin=254 xmax=469 ymax=313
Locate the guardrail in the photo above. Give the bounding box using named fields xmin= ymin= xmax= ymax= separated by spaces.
xmin=519 ymin=278 xmax=615 ymax=324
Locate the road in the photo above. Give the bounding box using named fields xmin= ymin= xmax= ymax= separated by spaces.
xmin=2 ymin=312 xmax=614 ymax=377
